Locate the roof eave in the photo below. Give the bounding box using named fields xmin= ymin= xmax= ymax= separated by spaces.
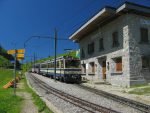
xmin=69 ymin=2 xmax=150 ymax=42
xmin=69 ymin=7 xmax=115 ymax=41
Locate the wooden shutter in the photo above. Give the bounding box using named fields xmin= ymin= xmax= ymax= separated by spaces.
xmin=116 ymin=58 xmax=122 ymax=71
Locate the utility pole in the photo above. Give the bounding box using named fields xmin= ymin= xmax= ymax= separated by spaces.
xmin=34 ymin=53 xmax=35 ymax=72
xmin=54 ymin=29 xmax=57 ymax=81
xmin=13 ymin=50 xmax=17 ymax=95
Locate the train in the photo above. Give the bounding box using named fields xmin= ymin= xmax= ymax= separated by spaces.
xmin=30 ymin=56 xmax=82 ymax=83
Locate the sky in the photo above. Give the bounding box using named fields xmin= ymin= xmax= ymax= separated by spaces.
xmin=0 ymin=0 xmax=149 ymax=62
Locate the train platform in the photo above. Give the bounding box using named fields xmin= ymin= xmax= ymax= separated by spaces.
xmin=82 ymin=80 xmax=150 ymax=105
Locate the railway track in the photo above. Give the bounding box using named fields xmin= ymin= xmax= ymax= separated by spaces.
xmin=29 ymin=74 xmax=119 ymax=113
xmin=76 ymin=84 xmax=150 ymax=113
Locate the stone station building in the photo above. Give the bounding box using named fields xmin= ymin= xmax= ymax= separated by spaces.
xmin=69 ymin=2 xmax=150 ymax=87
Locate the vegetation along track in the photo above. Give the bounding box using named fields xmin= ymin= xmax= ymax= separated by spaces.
xmin=30 ymin=74 xmax=119 ymax=113
xmin=76 ymin=84 xmax=150 ymax=113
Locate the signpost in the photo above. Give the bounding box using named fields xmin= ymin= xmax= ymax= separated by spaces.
xmin=7 ymin=50 xmax=16 ymax=55
xmin=17 ymin=49 xmax=25 ymax=53
xmin=7 ymin=49 xmax=25 ymax=95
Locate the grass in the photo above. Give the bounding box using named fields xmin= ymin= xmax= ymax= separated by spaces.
xmin=130 ymin=83 xmax=148 ymax=88
xmin=128 ymin=83 xmax=150 ymax=95
xmin=18 ymin=74 xmax=53 ymax=113
xmin=0 ymin=69 xmax=22 ymax=113
xmin=128 ymin=86 xmax=150 ymax=95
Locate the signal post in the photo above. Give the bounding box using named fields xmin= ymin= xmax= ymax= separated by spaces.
xmin=7 ymin=49 xmax=25 ymax=95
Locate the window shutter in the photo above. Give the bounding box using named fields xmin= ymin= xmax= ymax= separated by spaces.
xmin=116 ymin=58 xmax=122 ymax=71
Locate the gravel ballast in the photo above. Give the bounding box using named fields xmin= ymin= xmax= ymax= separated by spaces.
xmin=26 ymin=73 xmax=143 ymax=113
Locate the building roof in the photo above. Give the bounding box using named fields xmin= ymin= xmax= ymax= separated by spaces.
xmin=69 ymin=2 xmax=150 ymax=42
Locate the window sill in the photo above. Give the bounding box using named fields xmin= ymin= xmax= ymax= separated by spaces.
xmin=139 ymin=42 xmax=149 ymax=44
xmin=81 ymin=73 xmax=86 ymax=76
xmin=111 ymin=72 xmax=123 ymax=76
xmin=88 ymin=73 xmax=95 ymax=76
xmin=112 ymin=44 xmax=120 ymax=48
xmin=142 ymin=68 xmax=150 ymax=71
xmin=88 ymin=52 xmax=94 ymax=55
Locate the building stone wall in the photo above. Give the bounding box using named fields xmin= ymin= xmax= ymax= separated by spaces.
xmin=126 ymin=14 xmax=150 ymax=85
xmin=79 ymin=14 xmax=150 ymax=87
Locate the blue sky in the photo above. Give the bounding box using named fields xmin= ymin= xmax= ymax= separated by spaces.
xmin=0 ymin=0 xmax=149 ymax=62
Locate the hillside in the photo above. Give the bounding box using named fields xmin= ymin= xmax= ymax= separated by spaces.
xmin=36 ymin=50 xmax=80 ymax=63
xmin=23 ymin=50 xmax=80 ymax=72
xmin=0 ymin=45 xmax=14 ymax=68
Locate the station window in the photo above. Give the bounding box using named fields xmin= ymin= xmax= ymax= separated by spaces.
xmin=81 ymin=48 xmax=85 ymax=59
xmin=140 ymin=28 xmax=149 ymax=43
xmin=88 ymin=42 xmax=94 ymax=54
xmin=114 ymin=57 xmax=122 ymax=72
xmin=112 ymin=31 xmax=119 ymax=47
xmin=99 ymin=38 xmax=104 ymax=51
xmin=142 ymin=56 xmax=149 ymax=69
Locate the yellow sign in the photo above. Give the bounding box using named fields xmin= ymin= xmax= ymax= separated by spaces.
xmin=17 ymin=53 xmax=24 ymax=58
xmin=7 ymin=49 xmax=25 ymax=61
xmin=17 ymin=57 xmax=24 ymax=61
xmin=17 ymin=49 xmax=25 ymax=53
xmin=7 ymin=50 xmax=16 ymax=54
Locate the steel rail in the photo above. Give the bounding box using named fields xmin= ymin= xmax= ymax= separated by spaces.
xmin=29 ymin=73 xmax=119 ymax=113
xmin=30 ymin=75 xmax=96 ymax=113
xmin=76 ymin=84 xmax=150 ymax=113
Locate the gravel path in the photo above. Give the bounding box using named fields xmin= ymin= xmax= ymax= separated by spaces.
xmin=26 ymin=73 xmax=143 ymax=113
xmin=16 ymin=82 xmax=38 ymax=113
xmin=17 ymin=92 xmax=38 ymax=113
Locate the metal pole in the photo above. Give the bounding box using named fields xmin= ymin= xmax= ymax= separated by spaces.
xmin=54 ymin=29 xmax=57 ymax=81
xmin=21 ymin=60 xmax=23 ymax=78
xmin=26 ymin=60 xmax=27 ymax=71
xmin=13 ymin=50 xmax=17 ymax=95
xmin=34 ymin=53 xmax=35 ymax=72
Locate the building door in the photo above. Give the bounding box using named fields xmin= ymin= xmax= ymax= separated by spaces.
xmin=102 ymin=61 xmax=106 ymax=79
xmin=82 ymin=64 xmax=86 ymax=73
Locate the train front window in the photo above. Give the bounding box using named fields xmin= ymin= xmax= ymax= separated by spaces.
xmin=41 ymin=64 xmax=47 ymax=68
xmin=65 ymin=60 xmax=80 ymax=68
